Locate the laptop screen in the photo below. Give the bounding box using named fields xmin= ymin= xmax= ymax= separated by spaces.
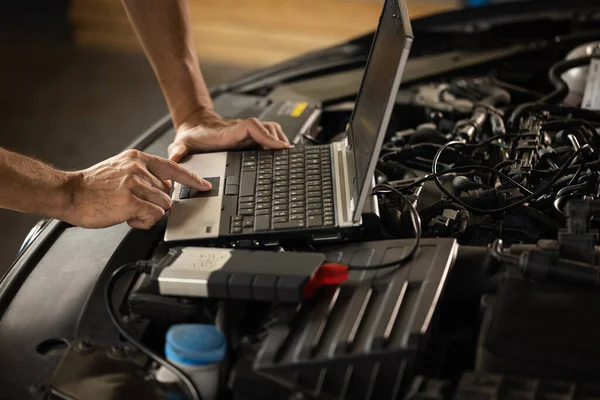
xmin=346 ymin=0 xmax=413 ymax=221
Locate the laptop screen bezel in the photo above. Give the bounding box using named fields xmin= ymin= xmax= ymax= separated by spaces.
xmin=344 ymin=0 xmax=414 ymax=223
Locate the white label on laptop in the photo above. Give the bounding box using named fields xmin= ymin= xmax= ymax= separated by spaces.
xmin=582 ymin=59 xmax=600 ymax=110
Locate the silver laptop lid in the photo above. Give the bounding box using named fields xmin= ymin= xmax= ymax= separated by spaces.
xmin=345 ymin=0 xmax=413 ymax=222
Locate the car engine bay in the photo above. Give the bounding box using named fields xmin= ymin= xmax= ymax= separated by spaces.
xmin=4 ymin=4 xmax=600 ymax=400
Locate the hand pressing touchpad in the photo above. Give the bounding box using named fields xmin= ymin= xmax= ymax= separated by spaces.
xmin=179 ymin=177 xmax=220 ymax=199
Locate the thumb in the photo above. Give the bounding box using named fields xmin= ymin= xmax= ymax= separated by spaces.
xmin=168 ymin=143 xmax=188 ymax=163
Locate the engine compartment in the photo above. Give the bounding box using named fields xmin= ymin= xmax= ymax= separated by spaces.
xmin=5 ymin=6 xmax=600 ymax=400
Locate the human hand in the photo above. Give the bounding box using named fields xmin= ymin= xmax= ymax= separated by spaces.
xmin=168 ymin=110 xmax=290 ymax=162
xmin=64 ymin=149 xmax=211 ymax=229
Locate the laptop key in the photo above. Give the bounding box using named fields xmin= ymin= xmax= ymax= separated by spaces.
xmin=254 ymin=215 xmax=270 ymax=231
xmin=256 ymin=203 xmax=271 ymax=211
xmin=256 ymin=197 xmax=270 ymax=204
xmin=239 ymin=209 xmax=254 ymax=216
xmin=273 ymin=193 xmax=287 ymax=199
xmin=273 ymin=216 xmax=288 ymax=223
xmin=307 ymin=209 xmax=322 ymax=216
xmin=273 ymin=211 xmax=288 ymax=218
xmin=232 ymin=215 xmax=243 ymax=222
xmin=272 ymin=198 xmax=288 ymax=206
xmin=225 ymin=184 xmax=239 ymax=195
xmin=307 ymin=215 xmax=323 ymax=227
xmin=290 ymin=195 xmax=305 ymax=203
xmin=256 ymin=191 xmax=272 ymax=197
xmin=273 ymin=205 xmax=288 ymax=212
xmin=239 ymin=196 xmax=254 ymax=203
xmin=291 ymin=214 xmax=304 ymax=221
xmin=232 ymin=221 xmax=242 ymax=228
xmin=307 ymin=197 xmax=322 ymax=204
xmin=243 ymin=217 xmax=254 ymax=228
xmin=324 ymin=218 xmax=335 ymax=226
xmin=273 ymin=220 xmax=306 ymax=230
xmin=290 ymin=190 xmax=305 ymax=197
xmin=307 ymin=191 xmax=321 ymax=197
xmin=256 ymin=209 xmax=270 ymax=216
xmin=240 ymin=171 xmax=256 ymax=197
xmin=231 ymin=227 xmax=242 ymax=234
xmin=291 ymin=207 xmax=305 ymax=214
xmin=273 ymin=187 xmax=288 ymax=194
xmin=290 ymin=184 xmax=304 ymax=191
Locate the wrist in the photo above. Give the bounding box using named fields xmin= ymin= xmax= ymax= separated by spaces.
xmin=48 ymin=171 xmax=81 ymax=223
xmin=176 ymin=108 xmax=222 ymax=132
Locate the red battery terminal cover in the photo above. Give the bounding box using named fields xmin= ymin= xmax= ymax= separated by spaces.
xmin=302 ymin=263 xmax=349 ymax=299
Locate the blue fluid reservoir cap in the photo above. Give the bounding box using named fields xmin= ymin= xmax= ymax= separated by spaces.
xmin=467 ymin=0 xmax=490 ymax=6
xmin=165 ymin=324 xmax=227 ymax=366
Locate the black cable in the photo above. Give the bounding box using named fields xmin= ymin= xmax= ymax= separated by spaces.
xmin=493 ymin=160 xmax=517 ymax=171
xmin=346 ymin=184 xmax=421 ymax=271
xmin=436 ymin=140 xmax=533 ymax=195
xmin=543 ymin=56 xmax=599 ymax=104
xmin=391 ymin=165 xmax=522 ymax=193
xmin=566 ymin=155 xmax=587 ymax=187
xmin=104 ymin=263 xmax=202 ymax=400
xmin=432 ymin=144 xmax=588 ymax=214
xmin=556 ymin=181 xmax=590 ymax=198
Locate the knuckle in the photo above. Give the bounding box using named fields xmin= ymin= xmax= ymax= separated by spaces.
xmin=125 ymin=162 xmax=145 ymax=175
xmin=248 ymin=117 xmax=260 ymax=126
xmin=166 ymin=159 xmax=182 ymax=172
xmin=150 ymin=207 xmax=165 ymax=222
xmin=123 ymin=173 xmax=143 ymax=187
xmin=123 ymin=149 xmax=143 ymax=159
xmin=122 ymin=174 xmax=136 ymax=186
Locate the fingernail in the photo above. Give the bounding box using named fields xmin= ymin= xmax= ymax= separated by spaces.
xmin=202 ymin=179 xmax=212 ymax=189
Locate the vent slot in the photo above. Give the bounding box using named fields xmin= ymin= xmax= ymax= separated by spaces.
xmin=387 ymin=285 xmax=421 ymax=349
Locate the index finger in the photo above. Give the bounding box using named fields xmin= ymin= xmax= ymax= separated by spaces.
xmin=144 ymin=155 xmax=211 ymax=191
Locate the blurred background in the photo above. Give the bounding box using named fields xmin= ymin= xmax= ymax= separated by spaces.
xmin=0 ymin=0 xmax=499 ymax=273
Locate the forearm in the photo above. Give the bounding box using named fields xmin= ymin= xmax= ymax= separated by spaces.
xmin=122 ymin=0 xmax=214 ymax=128
xmin=0 ymin=148 xmax=75 ymax=220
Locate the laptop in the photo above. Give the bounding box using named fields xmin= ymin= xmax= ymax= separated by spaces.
xmin=165 ymin=0 xmax=414 ymax=244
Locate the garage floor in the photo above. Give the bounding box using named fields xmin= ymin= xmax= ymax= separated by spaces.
xmin=0 ymin=15 xmax=251 ymax=275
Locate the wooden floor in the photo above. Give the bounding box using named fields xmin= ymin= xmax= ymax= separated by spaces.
xmin=69 ymin=0 xmax=459 ymax=67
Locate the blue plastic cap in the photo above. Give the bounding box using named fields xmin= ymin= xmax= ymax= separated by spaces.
xmin=165 ymin=324 xmax=227 ymax=366
xmin=467 ymin=0 xmax=490 ymax=6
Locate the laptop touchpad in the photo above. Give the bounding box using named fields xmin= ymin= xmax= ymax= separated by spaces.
xmin=178 ymin=177 xmax=220 ymax=199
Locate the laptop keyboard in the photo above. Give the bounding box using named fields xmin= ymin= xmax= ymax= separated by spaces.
xmin=229 ymin=146 xmax=335 ymax=234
